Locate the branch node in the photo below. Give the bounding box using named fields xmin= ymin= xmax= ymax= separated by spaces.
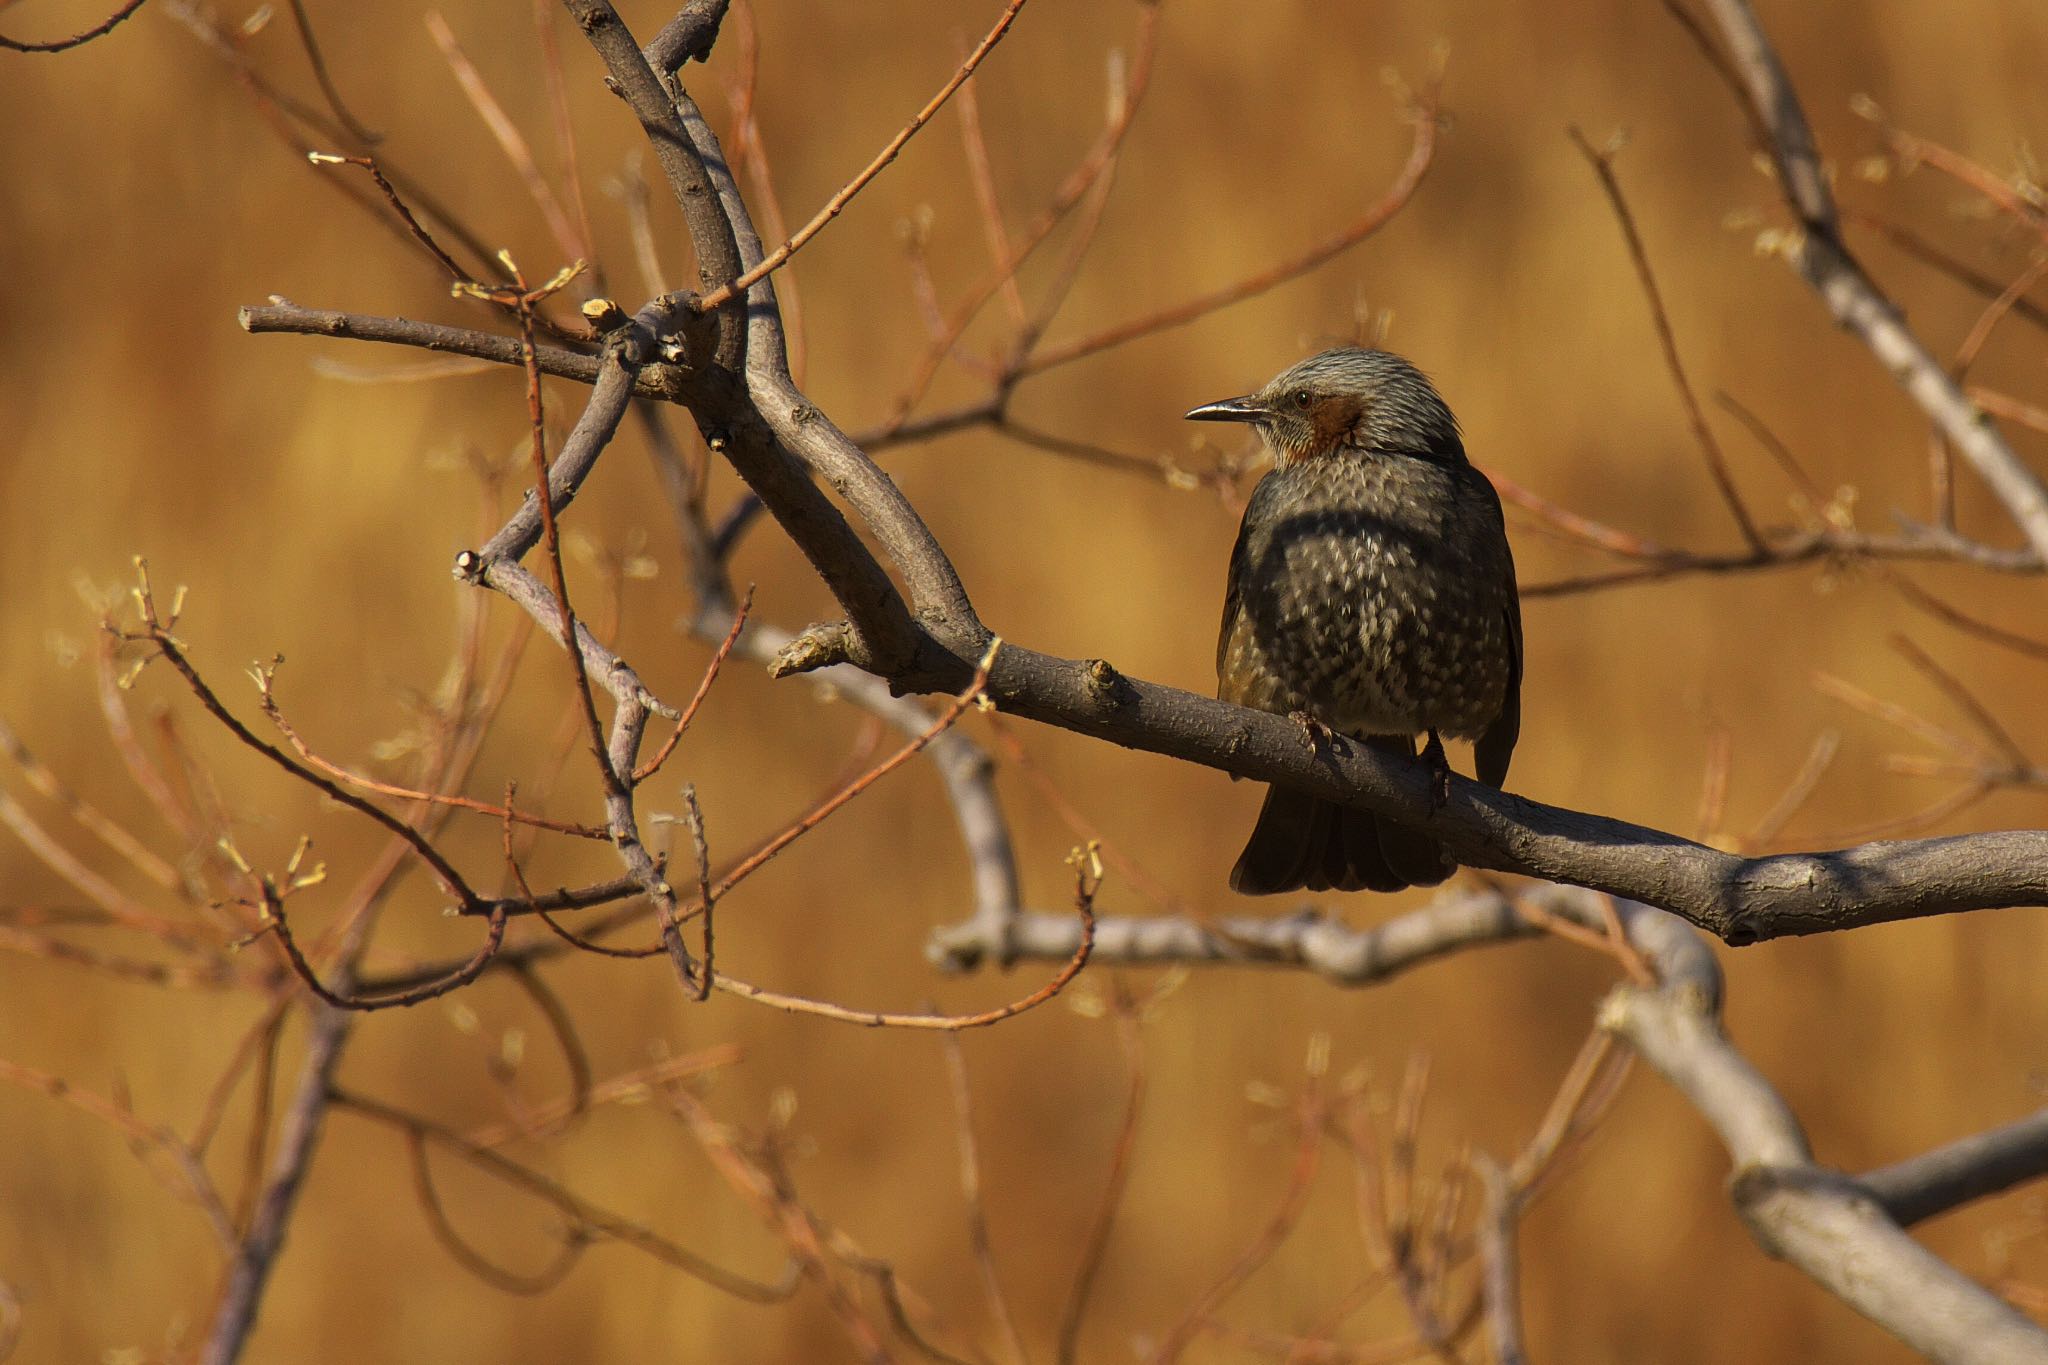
xmin=768 ymin=622 xmax=855 ymax=679
xmin=1082 ymin=658 xmax=1131 ymax=705
xmin=580 ymin=297 xmax=630 ymax=333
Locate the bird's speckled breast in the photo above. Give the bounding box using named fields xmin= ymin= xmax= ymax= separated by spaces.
xmin=1218 ymin=450 xmax=1514 ymax=738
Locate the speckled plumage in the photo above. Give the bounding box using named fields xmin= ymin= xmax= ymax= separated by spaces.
xmin=1190 ymin=348 xmax=1522 ymax=895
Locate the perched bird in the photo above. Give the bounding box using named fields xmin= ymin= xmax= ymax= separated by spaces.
xmin=1188 ymin=348 xmax=1521 ymax=895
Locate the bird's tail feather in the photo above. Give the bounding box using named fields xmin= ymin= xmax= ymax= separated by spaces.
xmin=1230 ymin=784 xmax=1450 ymax=896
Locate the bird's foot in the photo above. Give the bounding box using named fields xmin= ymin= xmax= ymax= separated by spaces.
xmin=1288 ymin=710 xmax=1334 ymax=759
xmin=1421 ymin=729 xmax=1452 ymax=811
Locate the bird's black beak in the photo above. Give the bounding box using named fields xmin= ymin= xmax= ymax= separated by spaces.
xmin=1184 ymin=395 xmax=1268 ymax=424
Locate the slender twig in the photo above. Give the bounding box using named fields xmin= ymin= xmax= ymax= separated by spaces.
xmin=0 ymin=0 xmax=148 ymax=52
xmin=1150 ymin=1087 xmax=1326 ymax=1365
xmin=335 ymin=1087 xmax=800 ymax=1300
xmin=119 ymin=603 xmax=481 ymax=911
xmin=707 ymin=891 xmax=1090 ymax=1031
xmin=284 ymin=0 xmax=380 ymax=144
xmin=1056 ymin=984 xmax=1146 ymax=1365
xmin=940 ymin=1032 xmax=1030 ymax=1365
xmin=635 ymin=589 xmax=752 ymax=782
xmin=695 ymin=0 xmax=1031 ymax=311
xmin=0 ymin=1057 xmax=235 ymax=1250
xmin=680 ymin=784 xmax=714 ymax=1002
xmin=1569 ymin=126 xmax=1764 ymax=551
xmin=1019 ymin=79 xmax=1440 ymax=377
xmin=426 ymin=12 xmax=586 ymax=263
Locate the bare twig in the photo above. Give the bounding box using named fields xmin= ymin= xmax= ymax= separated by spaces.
xmin=695 ymin=0 xmax=1031 ymax=311
xmin=0 ymin=0 xmax=148 ymax=52
xmin=1693 ymin=0 xmax=2048 ymax=562
xmin=1569 ymin=125 xmax=1764 ymax=552
xmin=940 ymin=1033 xmax=1030 ymax=1365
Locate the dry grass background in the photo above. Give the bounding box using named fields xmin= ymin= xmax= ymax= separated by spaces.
xmin=3 ymin=0 xmax=2048 ymax=1360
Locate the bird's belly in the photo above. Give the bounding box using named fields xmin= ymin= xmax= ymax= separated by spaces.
xmin=1228 ymin=531 xmax=1507 ymax=739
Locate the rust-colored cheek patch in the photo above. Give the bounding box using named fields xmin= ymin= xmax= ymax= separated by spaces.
xmin=1309 ymin=395 xmax=1366 ymax=456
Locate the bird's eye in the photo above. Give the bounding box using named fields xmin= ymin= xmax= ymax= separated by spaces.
xmin=1291 ymin=389 xmax=1313 ymax=410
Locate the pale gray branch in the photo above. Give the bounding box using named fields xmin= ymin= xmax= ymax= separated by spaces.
xmin=1474 ymin=1154 xmax=1528 ymax=1365
xmin=1861 ymin=1107 xmax=2048 ymax=1229
xmin=1699 ymin=0 xmax=2048 ymax=562
xmin=1604 ymin=904 xmax=2048 ymax=1365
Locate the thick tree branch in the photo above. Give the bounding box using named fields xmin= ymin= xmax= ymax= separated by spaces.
xmin=558 ymin=0 xmax=744 ymax=362
xmin=1604 ymin=903 xmax=2048 ymax=1364
xmin=644 ymin=0 xmax=730 ymax=74
xmin=666 ymin=80 xmax=984 ymax=639
xmin=243 ymin=306 xmax=2048 ymax=947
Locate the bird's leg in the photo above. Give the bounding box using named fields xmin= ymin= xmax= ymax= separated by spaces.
xmin=1288 ymin=710 xmax=1334 ymax=759
xmin=1420 ymin=728 xmax=1452 ymax=811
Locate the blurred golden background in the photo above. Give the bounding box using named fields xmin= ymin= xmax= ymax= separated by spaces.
xmin=4 ymin=0 xmax=2048 ymax=1360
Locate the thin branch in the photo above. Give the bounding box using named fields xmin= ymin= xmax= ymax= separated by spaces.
xmin=1056 ymin=985 xmax=1146 ymax=1365
xmin=1149 ymin=1087 xmax=1325 ymax=1365
xmin=284 ymin=0 xmax=380 ymax=144
xmin=334 ymin=1087 xmax=801 ymax=1301
xmin=118 ymin=597 xmax=481 ymax=912
xmin=1694 ymin=0 xmax=2048 ymax=562
xmin=0 ymin=0 xmax=148 ymax=52
xmin=425 ymin=12 xmax=585 ymax=263
xmin=199 ymin=1005 xmax=350 ymax=1365
xmin=695 ymin=0 xmax=1031 ymax=312
xmin=1568 ymin=126 xmax=1764 ymax=552
xmin=940 ymin=1033 xmax=1030 ymax=1365
xmin=1018 ymin=79 xmax=1440 ymax=377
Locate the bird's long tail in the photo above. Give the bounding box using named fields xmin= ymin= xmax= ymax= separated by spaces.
xmin=1228 ymin=735 xmax=1453 ymax=895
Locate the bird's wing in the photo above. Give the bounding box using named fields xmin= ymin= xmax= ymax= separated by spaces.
xmin=1474 ymin=486 xmax=1522 ymax=789
xmin=1216 ymin=515 xmax=1252 ymax=700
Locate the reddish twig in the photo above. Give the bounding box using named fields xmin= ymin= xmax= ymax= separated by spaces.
xmin=426 ymin=11 xmax=587 ymax=264
xmin=334 ymin=1087 xmax=799 ymax=1301
xmin=881 ymin=3 xmax=1160 ymax=424
xmin=1056 ymin=981 xmax=1147 ymax=1365
xmin=1973 ymin=386 xmax=2048 ymax=437
xmin=664 ymin=1089 xmax=900 ymax=1359
xmin=939 ymin=1031 xmax=1029 ymax=1365
xmin=0 ymin=716 xmax=180 ymax=891
xmin=696 ymin=0 xmax=1031 ymax=311
xmin=115 ymin=580 xmax=481 ymax=911
xmin=251 ymin=663 xmax=604 ymax=838
xmin=1883 ymin=567 xmax=2048 ymax=662
xmin=258 ymin=880 xmax=508 ymax=1012
xmin=635 ymin=588 xmax=752 ymax=782
xmin=0 ymin=1056 xmax=235 ymax=1249
xmin=707 ymin=883 xmax=1091 ymax=1030
xmin=1152 ymin=1085 xmax=1326 ymax=1364
xmin=1018 ymin=76 xmax=1439 ymax=378
xmin=955 ymin=60 xmax=1029 ymax=331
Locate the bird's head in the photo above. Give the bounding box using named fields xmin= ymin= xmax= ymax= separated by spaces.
xmin=1184 ymin=347 xmax=1463 ymax=467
